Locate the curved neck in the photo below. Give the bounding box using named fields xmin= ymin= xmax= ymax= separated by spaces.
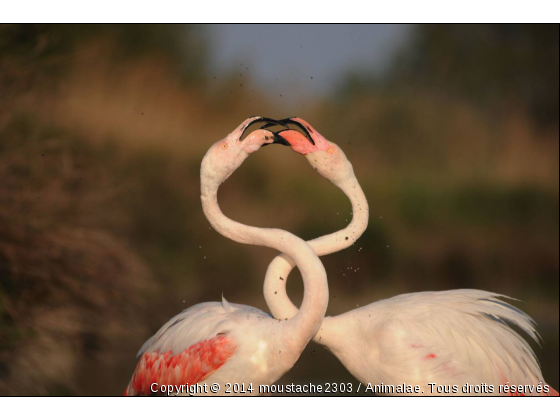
xmin=200 ymin=182 xmax=328 ymax=353
xmin=264 ymin=173 xmax=368 ymax=322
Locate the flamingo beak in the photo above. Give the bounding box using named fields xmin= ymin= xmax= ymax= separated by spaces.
xmin=241 ymin=117 xmax=289 ymax=138
xmin=268 ymin=131 xmax=291 ymax=146
xmin=260 ymin=117 xmax=315 ymax=145
xmin=274 ymin=129 xmax=318 ymax=155
xmin=260 ymin=130 xmax=290 ymax=147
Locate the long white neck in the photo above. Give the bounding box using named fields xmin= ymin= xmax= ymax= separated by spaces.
xmin=263 ymin=173 xmax=368 ymax=325
xmin=201 ymin=173 xmax=328 ymax=354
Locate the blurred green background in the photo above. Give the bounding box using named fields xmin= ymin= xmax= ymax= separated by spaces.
xmin=0 ymin=24 xmax=557 ymax=395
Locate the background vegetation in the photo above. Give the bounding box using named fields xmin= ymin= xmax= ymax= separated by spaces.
xmin=0 ymin=24 xmax=557 ymax=395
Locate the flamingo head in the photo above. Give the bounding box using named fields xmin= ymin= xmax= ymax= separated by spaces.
xmin=201 ymin=116 xmax=289 ymax=190
xmin=272 ymin=117 xmax=355 ymax=186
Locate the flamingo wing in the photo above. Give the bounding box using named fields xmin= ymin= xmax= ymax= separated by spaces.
xmin=368 ymin=290 xmax=552 ymax=395
xmin=125 ymin=335 xmax=236 ymax=395
xmin=124 ymin=301 xmax=243 ymax=396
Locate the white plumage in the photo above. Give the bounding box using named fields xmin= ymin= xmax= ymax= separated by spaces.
xmin=319 ymin=290 xmax=545 ymax=394
xmin=125 ymin=117 xmax=328 ymax=395
xmin=267 ymin=118 xmax=556 ymax=395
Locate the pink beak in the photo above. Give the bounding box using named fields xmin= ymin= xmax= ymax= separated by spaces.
xmin=276 ymin=130 xmax=317 ymax=155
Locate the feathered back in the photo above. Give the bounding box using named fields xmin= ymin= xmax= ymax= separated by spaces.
xmin=329 ymin=289 xmax=546 ymax=393
xmin=386 ymin=290 xmax=542 ymax=388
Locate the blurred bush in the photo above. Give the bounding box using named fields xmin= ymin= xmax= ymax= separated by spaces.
xmin=0 ymin=24 xmax=557 ymax=395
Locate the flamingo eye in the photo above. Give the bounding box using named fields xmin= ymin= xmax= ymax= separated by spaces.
xmin=220 ymin=142 xmax=228 ymax=150
xmin=327 ymin=147 xmax=334 ymax=154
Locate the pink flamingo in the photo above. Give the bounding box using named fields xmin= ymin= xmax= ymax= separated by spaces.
xmin=264 ymin=117 xmax=558 ymax=396
xmin=124 ymin=116 xmax=328 ymax=396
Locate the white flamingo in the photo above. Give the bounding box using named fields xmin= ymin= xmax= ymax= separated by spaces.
xmin=124 ymin=116 xmax=328 ymax=396
xmin=264 ymin=117 xmax=558 ymax=396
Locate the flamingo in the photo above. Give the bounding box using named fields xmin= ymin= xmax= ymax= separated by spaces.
xmin=263 ymin=117 xmax=558 ymax=396
xmin=124 ymin=116 xmax=329 ymax=396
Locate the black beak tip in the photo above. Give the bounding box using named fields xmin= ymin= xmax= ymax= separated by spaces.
xmin=260 ymin=117 xmax=289 ymax=129
xmin=242 ymin=117 xmax=289 ymax=139
xmin=256 ymin=117 xmax=314 ymax=146
xmin=261 ymin=131 xmax=289 ymax=147
xmin=272 ymin=132 xmax=290 ymax=146
xmin=259 ymin=118 xmax=289 ymax=130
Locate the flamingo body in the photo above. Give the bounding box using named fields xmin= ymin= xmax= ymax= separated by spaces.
xmin=268 ymin=118 xmax=558 ymax=396
xmin=318 ymin=289 xmax=555 ymax=395
xmin=125 ymin=300 xmax=293 ymax=395
xmin=125 ymin=117 xmax=329 ymax=396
